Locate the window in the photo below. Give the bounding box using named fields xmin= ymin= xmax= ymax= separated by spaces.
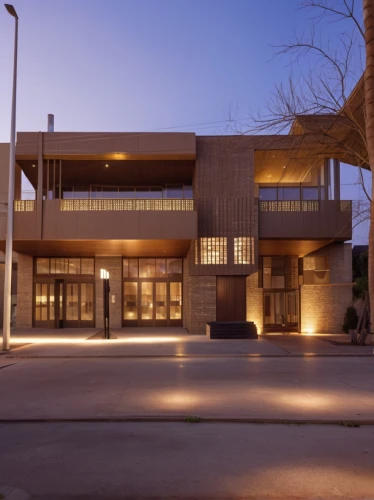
xmin=167 ymin=258 xmax=182 ymax=277
xmin=234 ymin=237 xmax=254 ymax=265
xmin=36 ymin=258 xmax=94 ymax=275
xmin=197 ymin=237 xmax=227 ymax=265
xmin=36 ymin=258 xmax=49 ymax=274
xmin=139 ymin=259 xmax=156 ymax=278
xmin=81 ymin=259 xmax=94 ymax=275
xmin=50 ymin=258 xmax=68 ymax=274
xmin=259 ymin=187 xmax=277 ymax=201
xmin=278 ymin=187 xmax=300 ymax=201
xmin=262 ymin=256 xmax=298 ymax=289
xmin=123 ymin=259 xmax=139 ymax=278
xmin=302 ymin=187 xmax=319 ymax=200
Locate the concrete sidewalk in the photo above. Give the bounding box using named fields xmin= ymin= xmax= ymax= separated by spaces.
xmin=1 ymin=328 xmax=373 ymax=357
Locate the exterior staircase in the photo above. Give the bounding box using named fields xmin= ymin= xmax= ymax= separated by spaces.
xmin=206 ymin=321 xmax=258 ymax=339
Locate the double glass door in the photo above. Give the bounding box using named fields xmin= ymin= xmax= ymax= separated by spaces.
xmin=123 ymin=281 xmax=182 ymax=326
xmin=34 ymin=280 xmax=94 ymax=328
xmin=263 ymin=290 xmax=299 ymax=331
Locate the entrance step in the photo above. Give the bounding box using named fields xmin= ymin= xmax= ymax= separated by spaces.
xmin=206 ymin=321 xmax=258 ymax=339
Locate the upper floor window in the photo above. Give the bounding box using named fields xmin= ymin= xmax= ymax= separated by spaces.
xmin=195 ymin=238 xmax=227 ymax=265
xmin=234 ymin=237 xmax=255 ymax=265
xmin=123 ymin=258 xmax=182 ymax=279
xmin=36 ymin=257 xmax=94 ymax=275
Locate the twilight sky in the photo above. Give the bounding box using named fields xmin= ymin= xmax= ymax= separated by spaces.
xmin=0 ymin=0 xmax=370 ymax=244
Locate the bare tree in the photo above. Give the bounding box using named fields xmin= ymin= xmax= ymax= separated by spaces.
xmin=233 ymin=0 xmax=374 ymax=317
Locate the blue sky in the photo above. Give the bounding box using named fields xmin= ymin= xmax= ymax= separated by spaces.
xmin=0 ymin=0 xmax=370 ymax=243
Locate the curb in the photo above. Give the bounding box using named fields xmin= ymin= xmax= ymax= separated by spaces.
xmin=0 ymin=416 xmax=372 ymax=425
xmin=2 ymin=353 xmax=374 ymax=359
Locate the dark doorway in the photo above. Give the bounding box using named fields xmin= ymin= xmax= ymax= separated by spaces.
xmin=216 ymin=276 xmax=246 ymax=321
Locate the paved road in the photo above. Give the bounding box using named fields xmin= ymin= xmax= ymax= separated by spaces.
xmin=0 ymin=357 xmax=374 ymax=420
xmin=0 ymin=422 xmax=373 ymax=499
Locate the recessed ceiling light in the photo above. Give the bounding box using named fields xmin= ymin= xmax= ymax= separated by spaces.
xmin=105 ymin=164 xmax=109 ymax=168
xmin=32 ymin=164 xmax=36 ymax=168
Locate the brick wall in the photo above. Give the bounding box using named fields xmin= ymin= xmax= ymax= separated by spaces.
xmin=182 ymin=245 xmax=192 ymax=332
xmin=16 ymin=254 xmax=33 ymax=327
xmin=95 ymin=257 xmax=122 ymax=328
xmin=301 ymin=285 xmax=352 ymax=333
xmin=246 ymin=272 xmax=263 ymax=334
xmin=303 ymin=242 xmax=352 ymax=284
xmin=189 ymin=276 xmax=216 ymax=335
xmin=301 ymin=243 xmax=352 ymax=333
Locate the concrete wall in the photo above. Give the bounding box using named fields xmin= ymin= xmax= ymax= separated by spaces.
xmin=16 ymin=254 xmax=33 ymax=328
xmin=95 ymin=257 xmax=122 ymax=329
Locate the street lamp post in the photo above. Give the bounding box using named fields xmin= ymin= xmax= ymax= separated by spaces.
xmin=100 ymin=269 xmax=110 ymax=339
xmin=2 ymin=4 xmax=19 ymax=352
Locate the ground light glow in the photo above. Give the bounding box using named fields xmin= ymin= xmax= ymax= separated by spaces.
xmin=9 ymin=336 xmax=181 ymax=345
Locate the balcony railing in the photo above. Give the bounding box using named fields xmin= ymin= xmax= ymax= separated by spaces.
xmin=259 ymin=200 xmax=352 ymax=212
xmin=60 ymin=198 xmax=194 ymax=211
xmin=14 ymin=200 xmax=35 ymax=212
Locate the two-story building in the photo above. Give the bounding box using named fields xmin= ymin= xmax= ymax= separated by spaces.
xmin=0 ymin=126 xmax=353 ymax=334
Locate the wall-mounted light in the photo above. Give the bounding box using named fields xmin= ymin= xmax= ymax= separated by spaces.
xmin=100 ymin=268 xmax=109 ymax=279
xmin=32 ymin=164 xmax=36 ymax=168
xmin=105 ymin=164 xmax=109 ymax=168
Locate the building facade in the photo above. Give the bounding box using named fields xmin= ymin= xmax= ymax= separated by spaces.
xmin=0 ymin=131 xmax=353 ymax=334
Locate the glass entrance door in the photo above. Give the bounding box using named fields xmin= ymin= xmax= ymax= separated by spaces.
xmin=64 ymin=282 xmax=95 ymax=328
xmin=264 ymin=291 xmax=299 ymax=331
xmin=123 ymin=280 xmax=182 ymax=327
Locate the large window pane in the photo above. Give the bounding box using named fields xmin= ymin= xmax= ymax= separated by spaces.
xmin=81 ymin=283 xmax=94 ymax=321
xmin=49 ymin=283 xmax=55 ymax=321
xmin=139 ymin=259 xmax=155 ymax=278
xmin=165 ymin=185 xmax=183 ymax=199
xmin=155 ymin=282 xmax=167 ymax=320
xmin=170 ymin=282 xmax=182 ymax=320
xmin=278 ymin=187 xmax=300 ymax=201
xmin=183 ymin=186 xmax=193 ymax=199
xmin=302 ymin=187 xmax=319 ymax=200
xmin=66 ymin=284 xmax=79 ymax=320
xmin=35 ymin=283 xmax=48 ymax=321
xmin=81 ymin=258 xmax=94 ymax=275
xmin=136 ymin=189 xmax=150 ymax=199
xmin=156 ymin=259 xmax=167 ymax=277
xmin=36 ymin=258 xmax=49 ymax=275
xmin=149 ymin=187 xmax=162 ymax=199
xmin=141 ymin=282 xmax=153 ymax=320
xmin=119 ymin=188 xmax=135 ymax=199
xmin=167 ymin=258 xmax=182 ymax=277
xmin=50 ymin=258 xmax=68 ymax=274
xmin=124 ymin=282 xmax=138 ymax=320
xmin=259 ymin=188 xmax=277 ymax=201
xmin=68 ymin=258 xmax=80 ymax=274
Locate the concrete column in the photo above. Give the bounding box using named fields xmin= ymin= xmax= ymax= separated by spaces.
xmin=95 ymin=257 xmax=122 ymax=329
xmin=36 ymin=132 xmax=43 ymax=238
xmin=333 ymin=159 xmax=341 ymax=201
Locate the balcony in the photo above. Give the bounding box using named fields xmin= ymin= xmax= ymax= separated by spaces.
xmin=9 ymin=199 xmax=197 ymax=256
xmin=258 ymin=200 xmax=352 ymax=240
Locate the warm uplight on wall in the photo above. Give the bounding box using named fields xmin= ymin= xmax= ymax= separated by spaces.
xmin=100 ymin=269 xmax=109 ymax=279
xmin=105 ymin=164 xmax=109 ymax=168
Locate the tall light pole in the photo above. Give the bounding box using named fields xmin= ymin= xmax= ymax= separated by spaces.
xmin=2 ymin=4 xmax=19 ymax=351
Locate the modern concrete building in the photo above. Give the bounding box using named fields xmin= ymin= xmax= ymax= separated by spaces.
xmin=0 ymin=126 xmax=354 ymax=334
